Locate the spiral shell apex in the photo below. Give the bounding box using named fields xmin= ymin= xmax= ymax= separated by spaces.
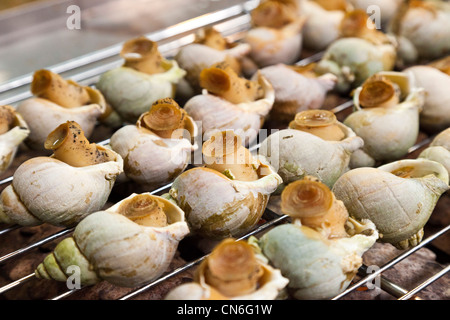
xmin=35 ymin=193 xmax=190 ymax=287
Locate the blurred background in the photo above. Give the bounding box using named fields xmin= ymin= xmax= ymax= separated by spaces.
xmin=0 ymin=0 xmax=246 ymax=84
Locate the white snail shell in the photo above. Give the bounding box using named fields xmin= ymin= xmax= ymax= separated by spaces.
xmin=175 ymin=42 xmax=251 ymax=93
xmin=16 ymin=95 xmax=105 ymax=151
xmin=256 ymin=64 xmax=337 ymax=121
xmin=184 ymin=72 xmax=274 ymax=146
xmin=332 ymin=159 xmax=449 ymax=249
xmin=0 ymin=106 xmax=29 ymax=174
xmin=244 ymin=18 xmax=305 ymax=68
xmin=403 ymin=66 xmax=450 ymax=132
xmin=419 ymin=127 xmax=450 ymax=179
xmin=96 ymin=60 xmax=186 ymax=123
xmin=110 ymin=116 xmax=198 ymax=189
xmin=258 ymin=123 xmax=364 ymax=188
xmin=300 ymin=0 xmax=346 ymax=51
xmin=315 ymin=37 xmax=397 ymax=93
xmin=35 ymin=193 xmax=190 ymax=287
xmin=167 ymin=160 xmax=282 ymax=240
xmin=345 ymin=71 xmax=425 ymax=168
xmin=390 ymin=1 xmax=450 ymax=65
xmin=258 ymin=218 xmax=379 ymax=300
xmin=0 ymin=150 xmax=123 ymax=227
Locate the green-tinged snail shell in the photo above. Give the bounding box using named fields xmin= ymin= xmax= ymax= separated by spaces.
xmin=314 ymin=28 xmax=397 ymax=93
xmin=0 ymin=105 xmax=29 ymax=174
xmin=35 ymin=193 xmax=189 ymax=287
xmin=16 ymin=69 xmax=107 ymax=151
xmin=110 ymin=98 xmax=198 ymax=189
xmin=344 ymin=71 xmax=424 ymax=168
xmin=332 ymin=158 xmax=449 ymax=250
xmin=184 ymin=62 xmax=274 ymax=146
xmin=258 ymin=179 xmax=379 ymax=299
xmin=259 ymin=110 xmax=363 ymax=188
xmin=96 ymin=36 xmax=186 ymax=123
xmin=419 ymin=127 xmax=450 ymax=179
xmin=165 ymin=238 xmax=288 ymax=300
xmin=166 ymin=130 xmax=282 ymax=239
xmin=0 ymin=121 xmax=123 ymax=227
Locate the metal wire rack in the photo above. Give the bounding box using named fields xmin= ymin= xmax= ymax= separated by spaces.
xmin=0 ymin=0 xmax=448 ymax=301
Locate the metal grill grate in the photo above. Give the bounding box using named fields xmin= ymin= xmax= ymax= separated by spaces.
xmin=0 ymin=0 xmax=448 ymax=301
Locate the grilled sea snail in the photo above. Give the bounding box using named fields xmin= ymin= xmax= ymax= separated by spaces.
xmin=315 ymin=9 xmax=397 ymax=93
xmin=0 ymin=105 xmax=29 ymax=174
xmin=0 ymin=121 xmax=123 ymax=227
xmin=244 ymin=0 xmax=305 ymax=67
xmin=165 ymin=238 xmax=288 ymax=300
xmin=259 ymin=109 xmax=363 ymax=188
xmin=257 ymin=176 xmax=379 ymax=300
xmin=419 ymin=127 xmax=450 ymax=180
xmin=175 ymin=27 xmax=251 ymax=95
xmin=344 ymin=71 xmax=424 ymax=168
xmin=402 ymin=65 xmax=450 ymax=132
xmin=110 ymin=98 xmax=198 ymax=190
xmin=166 ymin=130 xmax=282 ymax=240
xmin=256 ymin=63 xmax=337 ymax=121
xmin=389 ymin=0 xmax=450 ymax=66
xmin=300 ymin=0 xmax=348 ymax=51
xmin=16 ymin=69 xmax=107 ymax=150
xmin=184 ymin=61 xmax=274 ymax=146
xmin=96 ymin=36 xmax=186 ymax=123
xmin=35 ymin=193 xmax=189 ymax=287
xmin=332 ymin=158 xmax=449 ymax=249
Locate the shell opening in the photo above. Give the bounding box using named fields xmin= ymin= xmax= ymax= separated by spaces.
xmin=0 ymin=105 xmax=18 ymax=135
xmin=359 ymin=75 xmax=401 ymax=109
xmin=199 ymin=62 xmax=263 ymax=104
xmin=281 ymin=177 xmax=349 ymax=238
xmin=138 ymin=98 xmax=187 ymax=139
xmin=281 ymin=177 xmax=333 ymax=218
xmin=200 ymin=239 xmax=263 ymax=297
xmin=312 ymin=0 xmax=347 ymax=11
xmin=31 ymin=70 xmax=91 ymax=109
xmin=251 ymin=0 xmax=298 ymax=29
xmin=44 ymin=121 xmax=116 ymax=167
xmin=289 ymin=110 xmax=346 ymax=141
xmin=428 ymin=56 xmax=450 ymax=76
xmin=194 ymin=27 xmax=228 ymax=51
xmin=117 ymin=194 xmax=168 ymax=227
xmin=202 ymin=131 xmax=259 ymax=181
xmin=120 ymin=36 xmax=166 ymax=75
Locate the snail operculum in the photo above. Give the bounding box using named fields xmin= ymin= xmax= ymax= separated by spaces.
xmin=288 ymin=109 xmax=346 ymax=141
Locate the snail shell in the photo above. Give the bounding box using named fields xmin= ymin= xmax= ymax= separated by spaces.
xmin=256 ymin=64 xmax=337 ymax=121
xmin=165 ymin=238 xmax=288 ymax=300
xmin=35 ymin=193 xmax=190 ymax=287
xmin=315 ymin=37 xmax=397 ymax=93
xmin=258 ymin=118 xmax=363 ymax=188
xmin=390 ymin=0 xmax=450 ymax=66
xmin=184 ymin=71 xmax=274 ymax=146
xmin=167 ymin=156 xmax=282 ymax=240
xmin=0 ymin=105 xmax=30 ymax=174
xmin=419 ymin=128 xmax=450 ymax=179
xmin=258 ymin=218 xmax=378 ymax=300
xmin=110 ymin=99 xmax=199 ymax=189
xmin=16 ymin=70 xmax=106 ymax=151
xmin=0 ymin=122 xmax=124 ymax=227
xmin=300 ymin=0 xmax=347 ymax=51
xmin=332 ymin=158 xmax=449 ymax=249
xmin=344 ymin=71 xmax=425 ymax=168
xmin=348 ymin=0 xmax=403 ymax=27
xmin=403 ymin=66 xmax=450 ymax=132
